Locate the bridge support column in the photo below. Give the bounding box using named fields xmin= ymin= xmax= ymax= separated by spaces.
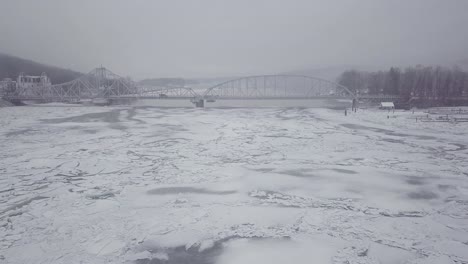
xmin=190 ymin=98 xmax=204 ymax=108
xmin=194 ymin=99 xmax=204 ymax=108
xmin=352 ymin=98 xmax=358 ymax=111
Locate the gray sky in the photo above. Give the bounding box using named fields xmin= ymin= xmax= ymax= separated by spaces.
xmin=1 ymin=0 xmax=468 ymax=79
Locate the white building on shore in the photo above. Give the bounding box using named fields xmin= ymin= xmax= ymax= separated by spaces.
xmin=17 ymin=72 xmax=51 ymax=89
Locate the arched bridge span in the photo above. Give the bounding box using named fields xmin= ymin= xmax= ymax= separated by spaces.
xmin=203 ymin=75 xmax=356 ymax=99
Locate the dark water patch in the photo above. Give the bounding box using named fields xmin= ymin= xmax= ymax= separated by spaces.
xmin=341 ymin=123 xmax=392 ymax=133
xmin=249 ymin=190 xmax=308 ymax=209
xmin=341 ymin=123 xmax=437 ymax=140
xmin=252 ymin=168 xmax=275 ymax=173
xmin=33 ymin=184 xmax=50 ymax=190
xmin=250 ymin=190 xmax=427 ymax=217
xmin=332 ymin=168 xmax=358 ymax=174
xmin=5 ymin=128 xmax=36 ymax=137
xmin=274 ymin=108 xmax=314 ymax=121
xmin=415 ymin=135 xmax=438 ymax=140
xmin=65 ymin=177 xmax=85 ymax=182
xmin=444 ymin=198 xmax=468 ymax=205
xmin=446 ymin=143 xmax=467 ymax=152
xmin=134 ymin=105 xmax=193 ymax=111
xmin=263 ymin=134 xmax=291 ymax=138
xmin=407 ymin=190 xmax=439 ymax=200
xmin=389 ymin=132 xmax=436 ymax=140
xmin=110 ymin=123 xmax=127 ymax=130
xmin=142 ymin=138 xmax=189 ymax=147
xmin=83 ymin=129 xmax=98 ymax=134
xmin=438 ymin=184 xmax=456 ymax=191
xmin=274 ymin=168 xmax=356 ymax=177
xmin=357 ymin=248 xmax=369 ymax=257
xmin=379 ymin=211 xmax=426 ymax=218
xmin=0 ymin=188 xmax=14 ymax=194
xmin=86 ymin=192 xmax=115 ymax=200
xmin=56 ymin=171 xmax=87 ymax=178
xmin=0 ymin=196 xmax=48 ymax=216
xmin=41 ymin=110 xmax=121 ymax=124
xmin=345 ymin=158 xmax=365 ymax=162
xmin=136 ymin=236 xmax=290 ymax=264
xmin=280 ymin=169 xmax=315 ymax=178
xmin=405 ymin=177 xmax=425 ymax=186
xmin=147 ymin=187 xmax=236 ymax=195
xmin=381 ymin=138 xmax=406 ymax=144
xmin=136 ymin=241 xmax=223 ymax=264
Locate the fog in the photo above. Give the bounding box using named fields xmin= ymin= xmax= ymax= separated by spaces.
xmin=2 ymin=2 xmax=468 ymax=263
xmin=1 ymin=0 xmax=468 ymax=79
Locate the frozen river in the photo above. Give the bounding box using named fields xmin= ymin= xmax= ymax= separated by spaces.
xmin=0 ymin=105 xmax=468 ymax=264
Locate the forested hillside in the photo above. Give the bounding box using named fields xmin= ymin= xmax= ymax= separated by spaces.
xmin=338 ymin=66 xmax=468 ymax=100
xmin=0 ymin=53 xmax=82 ymax=84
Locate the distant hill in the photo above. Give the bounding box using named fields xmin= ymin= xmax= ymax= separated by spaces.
xmin=0 ymin=53 xmax=82 ymax=84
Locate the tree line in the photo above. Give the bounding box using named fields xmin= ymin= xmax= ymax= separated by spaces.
xmin=337 ymin=66 xmax=468 ymax=100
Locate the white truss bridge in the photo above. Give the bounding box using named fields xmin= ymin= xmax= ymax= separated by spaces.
xmin=1 ymin=66 xmax=399 ymax=103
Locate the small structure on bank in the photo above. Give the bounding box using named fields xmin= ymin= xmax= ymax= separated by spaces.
xmin=379 ymin=101 xmax=394 ymax=110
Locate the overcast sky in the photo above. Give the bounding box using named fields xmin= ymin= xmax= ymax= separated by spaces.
xmin=1 ymin=0 xmax=468 ymax=79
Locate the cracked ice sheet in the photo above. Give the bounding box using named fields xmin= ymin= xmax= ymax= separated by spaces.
xmin=0 ymin=105 xmax=468 ymax=263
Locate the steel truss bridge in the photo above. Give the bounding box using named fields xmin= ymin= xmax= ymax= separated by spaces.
xmin=0 ymin=66 xmax=393 ymax=104
xmin=0 ymin=67 xmax=196 ymax=102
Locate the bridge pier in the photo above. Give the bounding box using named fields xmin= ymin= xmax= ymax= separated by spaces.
xmin=191 ymin=98 xmax=204 ymax=108
xmin=352 ymin=98 xmax=358 ymax=111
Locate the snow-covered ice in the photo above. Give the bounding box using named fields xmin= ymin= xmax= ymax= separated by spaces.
xmin=0 ymin=105 xmax=467 ymax=263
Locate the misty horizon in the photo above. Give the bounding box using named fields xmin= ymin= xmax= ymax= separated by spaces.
xmin=1 ymin=0 xmax=468 ymax=80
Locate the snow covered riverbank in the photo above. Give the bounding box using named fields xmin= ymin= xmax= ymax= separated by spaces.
xmin=0 ymin=106 xmax=467 ymax=263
